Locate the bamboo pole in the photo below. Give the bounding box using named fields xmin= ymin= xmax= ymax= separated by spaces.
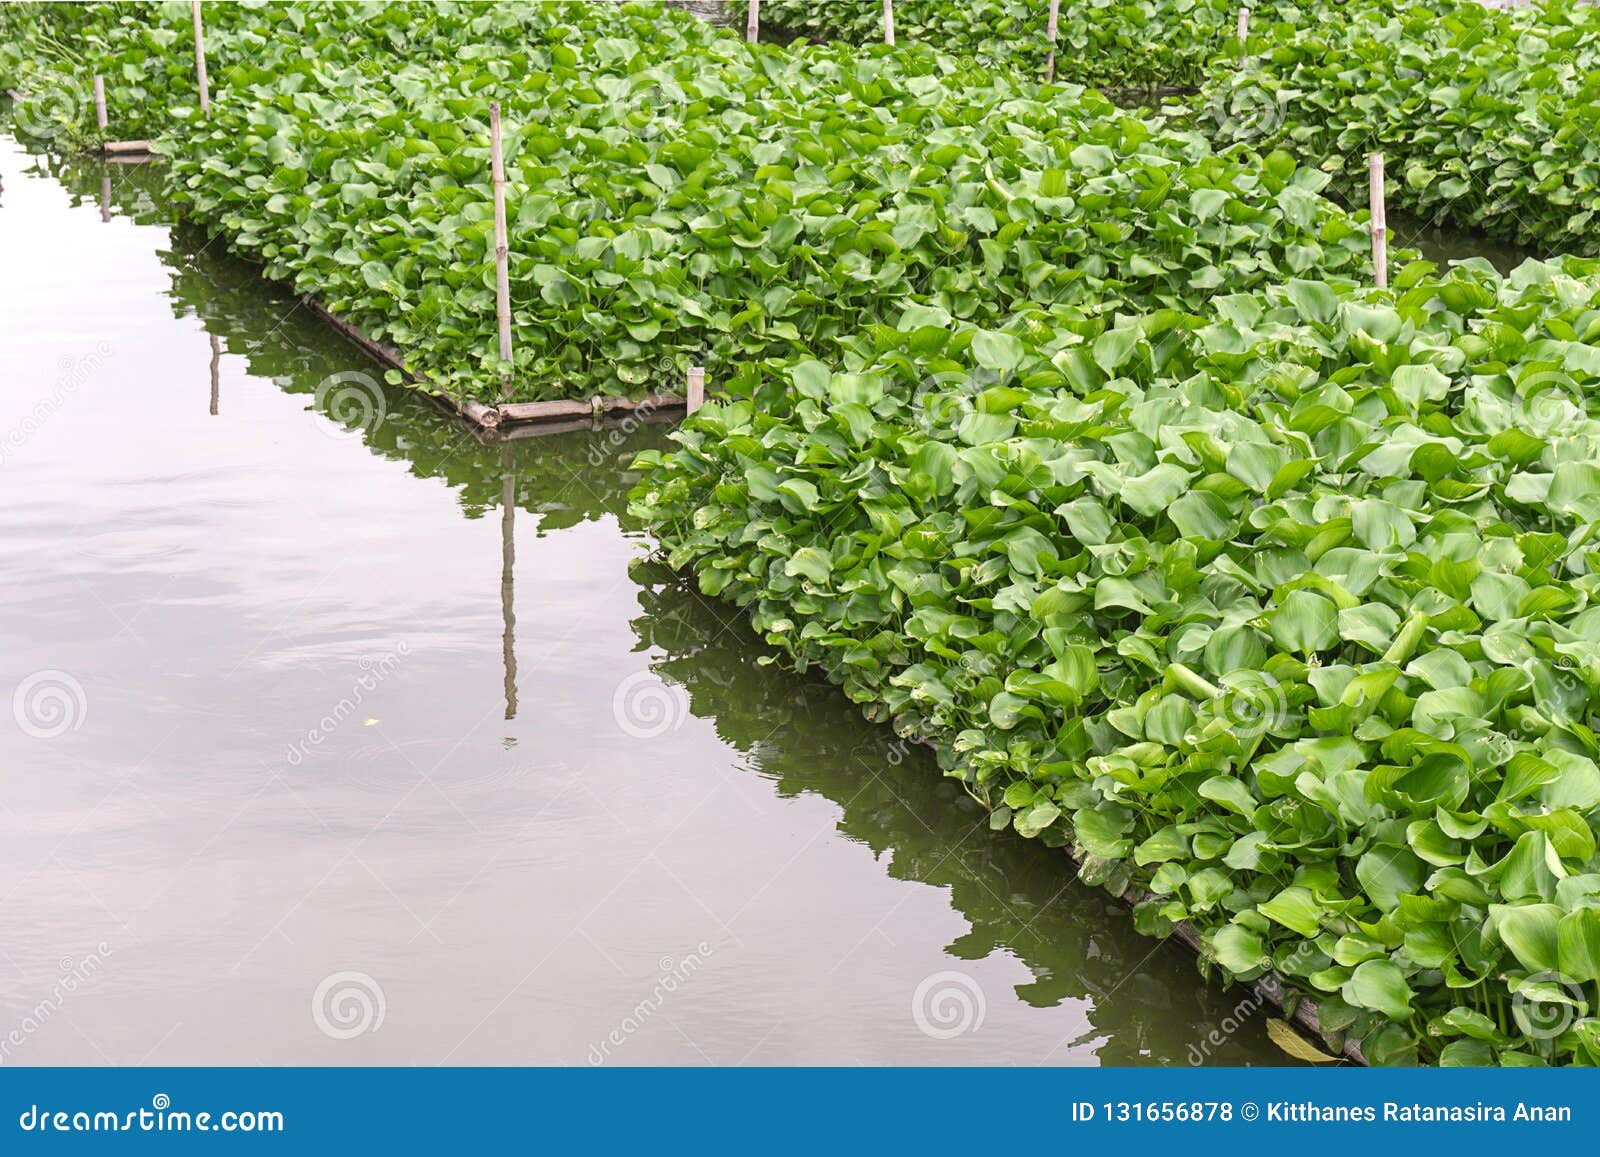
xmin=92 ymin=75 xmax=107 ymax=131
xmin=883 ymin=0 xmax=895 ymax=45
xmin=1044 ymin=0 xmax=1060 ymax=83
xmin=1237 ymin=6 xmax=1249 ymax=41
xmin=1368 ymin=152 xmax=1387 ymax=289
xmin=686 ymin=366 xmax=706 ymax=414
xmin=489 ymin=101 xmax=514 ymax=402
xmin=103 ymin=139 xmax=153 ymax=154
xmin=191 ymin=1 xmax=209 ymax=115
xmin=746 ymin=0 xmax=759 ymax=43
xmin=99 ymin=175 xmax=111 ymax=223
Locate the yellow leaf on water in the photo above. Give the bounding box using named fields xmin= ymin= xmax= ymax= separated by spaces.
xmin=1265 ymin=1017 xmax=1340 ymax=1064
xmin=364 ymin=718 xmax=379 ymax=726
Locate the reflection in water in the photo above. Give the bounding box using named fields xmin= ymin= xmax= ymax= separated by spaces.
xmin=14 ymin=139 xmax=1293 ymax=1066
xmin=624 ymin=566 xmax=1288 ymax=1065
xmin=208 ymin=333 xmax=220 ymax=416
xmin=501 ymin=463 xmax=518 ymax=721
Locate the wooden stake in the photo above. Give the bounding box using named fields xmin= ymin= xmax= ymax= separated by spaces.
xmin=92 ymin=75 xmax=107 ymax=131
xmin=883 ymin=0 xmax=895 ymax=45
xmin=99 ymin=175 xmax=111 ymax=223
xmin=1368 ymin=152 xmax=1387 ymax=289
xmin=489 ymin=101 xmax=513 ymax=401
xmin=191 ymin=0 xmax=209 ymax=115
xmin=1045 ymin=0 xmax=1060 ymax=83
xmin=686 ymin=366 xmax=706 ymax=414
xmin=1237 ymin=6 xmax=1249 ymax=41
xmin=746 ymin=0 xmax=759 ymax=43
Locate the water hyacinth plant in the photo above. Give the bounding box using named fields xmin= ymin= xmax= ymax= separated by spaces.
xmin=632 ymin=256 xmax=1600 ymax=1066
xmin=3 ymin=1 xmax=1380 ymax=405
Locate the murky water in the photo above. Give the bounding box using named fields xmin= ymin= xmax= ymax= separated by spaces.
xmin=0 ymin=130 xmax=1284 ymax=1066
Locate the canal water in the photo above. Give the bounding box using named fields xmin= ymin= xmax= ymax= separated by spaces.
xmin=0 ymin=129 xmax=1292 ymax=1066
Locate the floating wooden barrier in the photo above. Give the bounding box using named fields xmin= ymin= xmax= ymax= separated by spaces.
xmin=102 ymin=139 xmax=154 ymax=155
xmin=295 ymin=292 xmax=683 ymax=435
